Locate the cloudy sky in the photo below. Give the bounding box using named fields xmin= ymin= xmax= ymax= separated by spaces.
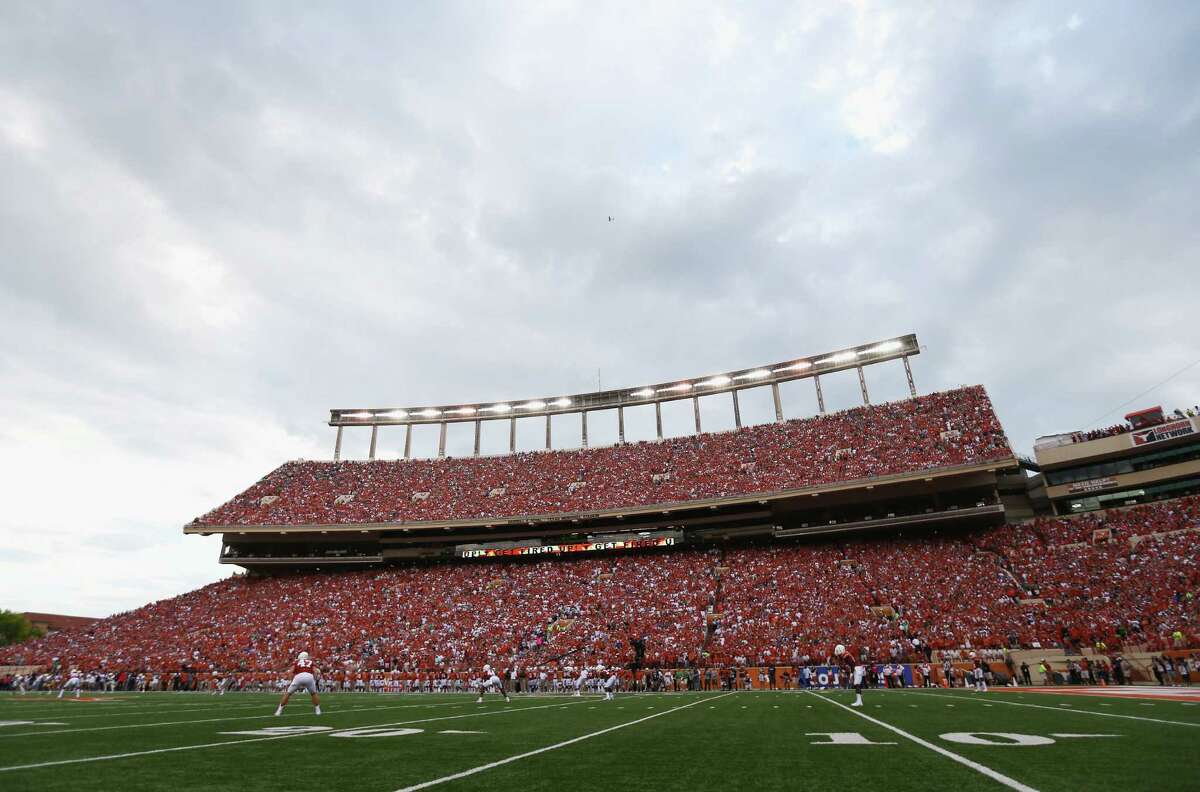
xmin=2 ymin=1 xmax=1198 ymax=618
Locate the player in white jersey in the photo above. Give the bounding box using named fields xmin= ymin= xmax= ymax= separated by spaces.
xmin=602 ymin=668 xmax=619 ymax=701
xmin=574 ymin=665 xmax=589 ymax=696
xmin=476 ymin=664 xmax=511 ymax=703
xmin=275 ymin=652 xmax=321 ymax=716
xmin=972 ymin=659 xmax=987 ymax=692
xmin=834 ymin=645 xmax=867 ymax=707
xmin=58 ymin=669 xmax=82 ymax=698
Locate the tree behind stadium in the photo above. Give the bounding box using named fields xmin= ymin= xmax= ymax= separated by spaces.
xmin=0 ymin=610 xmax=44 ymax=646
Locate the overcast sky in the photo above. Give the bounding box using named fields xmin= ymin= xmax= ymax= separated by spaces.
xmin=2 ymin=1 xmax=1198 ymax=618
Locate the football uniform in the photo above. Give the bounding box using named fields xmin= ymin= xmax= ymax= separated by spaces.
xmin=287 ymin=657 xmax=318 ymax=695
xmin=58 ymin=670 xmax=82 ymax=698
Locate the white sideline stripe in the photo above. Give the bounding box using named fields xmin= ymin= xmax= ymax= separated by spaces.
xmin=0 ymin=699 xmax=484 ymax=738
xmin=392 ymin=692 xmax=736 ymax=792
xmin=808 ymin=693 xmax=1039 ymax=792
xmin=0 ymin=702 xmax=273 ymax=721
xmin=0 ymin=700 xmax=591 ymax=772
xmin=912 ymin=690 xmax=1200 ymax=728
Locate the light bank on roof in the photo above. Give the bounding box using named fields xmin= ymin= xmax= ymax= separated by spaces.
xmin=328 ymin=334 xmax=921 ymax=460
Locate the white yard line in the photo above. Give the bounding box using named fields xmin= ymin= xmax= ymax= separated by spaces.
xmin=808 ymin=692 xmax=1039 ymax=792
xmin=392 ymin=693 xmax=737 ymax=792
xmin=0 ymin=701 xmax=273 ymax=721
xmin=0 ymin=699 xmax=593 ymax=773
xmin=0 ymin=699 xmax=487 ymax=738
xmin=910 ymin=690 xmax=1200 ymax=728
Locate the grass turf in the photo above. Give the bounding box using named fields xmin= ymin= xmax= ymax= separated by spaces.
xmin=1 ymin=688 xmax=1198 ymax=791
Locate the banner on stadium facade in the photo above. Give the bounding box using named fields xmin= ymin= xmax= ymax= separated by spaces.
xmin=460 ymin=536 xmax=676 ymax=558
xmin=1131 ymin=418 xmax=1196 ymax=447
xmin=805 ymin=664 xmax=914 ymax=687
xmin=1066 ymin=476 xmax=1119 ymax=494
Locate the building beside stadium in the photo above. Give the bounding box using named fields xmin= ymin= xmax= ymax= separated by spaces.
xmin=1034 ymin=405 xmax=1200 ymax=516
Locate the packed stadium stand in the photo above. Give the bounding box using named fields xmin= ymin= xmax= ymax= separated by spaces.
xmin=5 ymin=497 xmax=1198 ymax=674
xmin=6 ymin=374 xmax=1197 ymax=681
xmin=193 ymin=386 xmax=1011 ymax=527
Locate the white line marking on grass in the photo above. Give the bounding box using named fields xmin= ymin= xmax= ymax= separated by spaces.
xmin=912 ymin=691 xmax=1200 ymax=728
xmin=0 ymin=699 xmax=478 ymax=738
xmin=807 ymin=693 xmax=1039 ymax=792
xmin=0 ymin=700 xmax=589 ymax=773
xmin=1050 ymin=734 xmax=1121 ymax=738
xmin=390 ymin=693 xmax=735 ymax=792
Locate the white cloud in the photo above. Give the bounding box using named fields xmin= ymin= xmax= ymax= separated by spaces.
xmin=0 ymin=0 xmax=1198 ymax=615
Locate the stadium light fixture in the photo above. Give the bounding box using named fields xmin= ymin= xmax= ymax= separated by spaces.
xmin=328 ymin=333 xmax=918 ymax=430
xmin=735 ymin=369 xmax=771 ymax=381
xmin=816 ymin=351 xmax=859 ymax=365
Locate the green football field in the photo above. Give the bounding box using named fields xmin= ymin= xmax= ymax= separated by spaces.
xmin=1 ymin=687 xmax=1198 ymax=791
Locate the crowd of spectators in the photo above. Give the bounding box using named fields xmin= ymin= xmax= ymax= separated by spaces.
xmin=7 ymin=496 xmax=1199 ymax=676
xmin=1056 ymin=405 xmax=1198 ymax=446
xmin=194 ymin=386 xmax=1012 ymax=526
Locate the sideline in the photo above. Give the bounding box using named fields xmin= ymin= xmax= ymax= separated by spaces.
xmin=909 ymin=689 xmax=1200 ymax=729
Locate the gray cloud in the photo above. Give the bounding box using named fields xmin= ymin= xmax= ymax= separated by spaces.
xmin=1 ymin=0 xmax=1199 ymax=614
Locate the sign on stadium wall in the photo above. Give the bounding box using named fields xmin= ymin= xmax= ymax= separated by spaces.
xmin=460 ymin=536 xmax=676 ymax=558
xmin=1066 ymin=477 xmax=1119 ymax=494
xmin=1131 ymin=418 xmax=1196 ymax=447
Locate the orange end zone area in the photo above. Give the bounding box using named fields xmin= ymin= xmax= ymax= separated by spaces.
xmin=995 ymin=686 xmax=1200 ymax=702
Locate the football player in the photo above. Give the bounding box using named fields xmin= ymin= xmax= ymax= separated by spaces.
xmin=275 ymin=651 xmax=321 ymax=716
xmin=58 ymin=669 xmax=82 ymax=699
xmin=834 ymin=645 xmax=867 ymax=707
xmin=477 ymin=664 xmax=511 ymax=703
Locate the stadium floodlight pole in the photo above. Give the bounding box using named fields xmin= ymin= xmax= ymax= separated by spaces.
xmin=903 ymin=354 xmax=917 ymax=397
xmin=693 ymin=396 xmax=701 ymax=433
xmin=732 ymin=390 xmax=742 ymax=428
xmin=369 ymin=426 xmax=379 ymax=460
xmin=326 ymin=333 xmax=919 ymax=457
xmin=655 ymin=401 xmax=664 ymax=439
xmin=857 ymin=366 xmax=870 ymax=406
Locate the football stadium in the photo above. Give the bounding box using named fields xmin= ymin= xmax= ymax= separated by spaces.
xmin=4 ymin=4 xmax=1200 ymax=792
xmin=3 ymin=335 xmax=1199 ymax=791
